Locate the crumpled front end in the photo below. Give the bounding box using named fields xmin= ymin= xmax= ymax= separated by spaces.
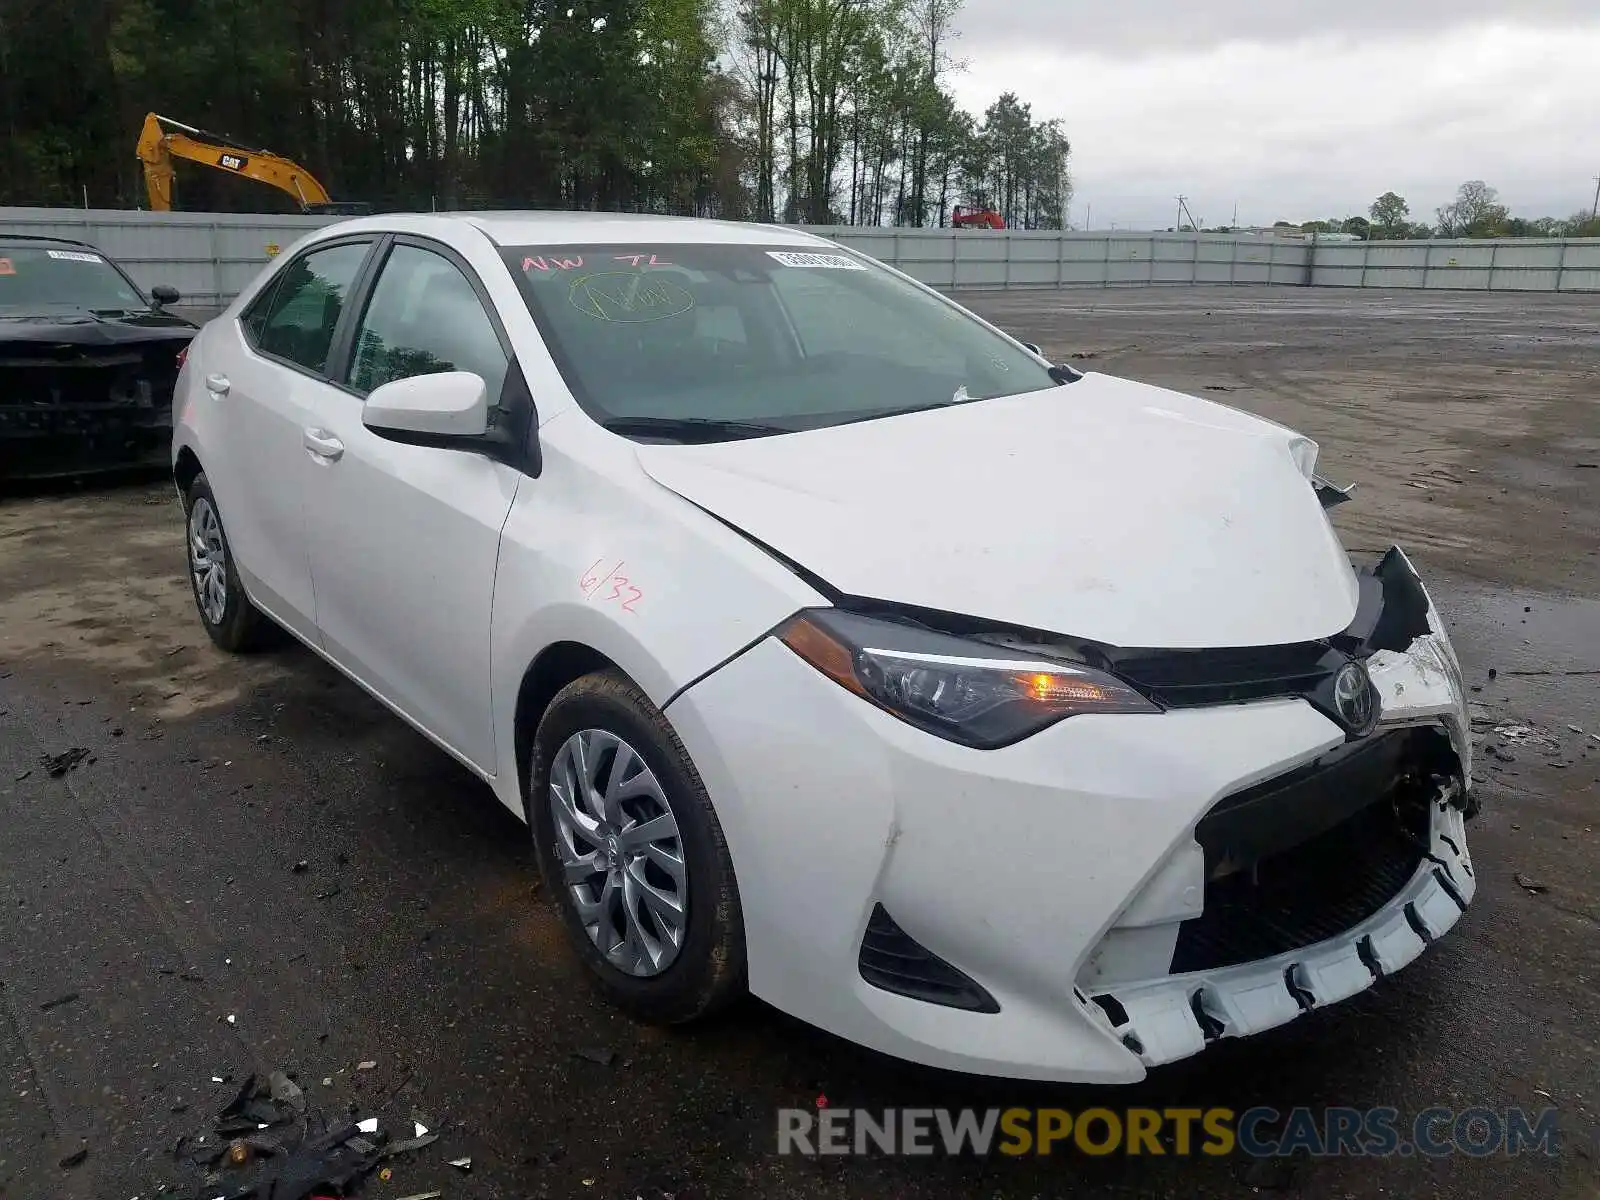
xmin=0 ymin=337 xmax=185 ymax=480
xmin=1080 ymin=546 xmax=1477 ymax=1069
xmin=669 ymin=541 xmax=1476 ymax=1082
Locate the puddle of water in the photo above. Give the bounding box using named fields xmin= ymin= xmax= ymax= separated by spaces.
xmin=1428 ymin=574 xmax=1600 ymax=741
xmin=1434 ymin=578 xmax=1600 ymax=675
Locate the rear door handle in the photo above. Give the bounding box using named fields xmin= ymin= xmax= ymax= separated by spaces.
xmin=204 ymin=373 xmax=230 ymax=396
xmin=302 ymin=427 xmax=345 ymax=462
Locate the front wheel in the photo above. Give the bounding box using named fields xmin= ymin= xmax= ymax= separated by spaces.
xmin=184 ymin=473 xmax=272 ymax=653
xmin=529 ymin=670 xmax=746 ymax=1024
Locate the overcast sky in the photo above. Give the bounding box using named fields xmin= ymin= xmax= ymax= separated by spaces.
xmin=946 ymin=0 xmax=1600 ymax=229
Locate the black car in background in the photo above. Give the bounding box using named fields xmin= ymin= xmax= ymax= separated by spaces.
xmin=1 ymin=235 xmax=196 ymax=480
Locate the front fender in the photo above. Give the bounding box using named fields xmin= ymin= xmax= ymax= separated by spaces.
xmin=1365 ymin=544 xmax=1473 ymax=787
xmin=486 ymin=425 xmax=825 ymax=815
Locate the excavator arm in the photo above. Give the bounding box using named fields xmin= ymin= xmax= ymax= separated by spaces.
xmin=136 ymin=113 xmax=366 ymax=214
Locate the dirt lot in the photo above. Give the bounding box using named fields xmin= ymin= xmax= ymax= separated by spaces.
xmin=2 ymin=286 xmax=1597 ymax=1199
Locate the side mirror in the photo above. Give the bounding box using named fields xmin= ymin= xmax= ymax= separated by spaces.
xmin=363 ymin=371 xmax=490 ymax=445
xmin=151 ymin=284 xmax=181 ymax=308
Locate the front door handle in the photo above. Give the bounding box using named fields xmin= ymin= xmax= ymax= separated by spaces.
xmin=204 ymin=373 xmax=230 ymax=396
xmin=302 ymin=427 xmax=345 ymax=462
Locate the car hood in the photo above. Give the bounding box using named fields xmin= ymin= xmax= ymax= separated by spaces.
xmin=0 ymin=309 xmax=196 ymax=348
xmin=633 ymin=373 xmax=1361 ymax=649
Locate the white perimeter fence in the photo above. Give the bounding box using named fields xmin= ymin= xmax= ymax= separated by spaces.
xmin=4 ymin=206 xmax=1598 ymax=312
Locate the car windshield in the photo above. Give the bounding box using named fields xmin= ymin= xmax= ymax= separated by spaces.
xmin=0 ymin=245 xmax=148 ymax=313
xmin=500 ymin=242 xmax=1057 ymax=441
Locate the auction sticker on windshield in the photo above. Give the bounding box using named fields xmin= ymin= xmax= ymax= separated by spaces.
xmin=46 ymin=250 xmax=104 ymax=264
xmin=766 ymin=251 xmax=866 ymax=270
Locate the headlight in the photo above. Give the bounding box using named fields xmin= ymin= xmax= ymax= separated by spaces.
xmin=778 ymin=609 xmax=1160 ymax=748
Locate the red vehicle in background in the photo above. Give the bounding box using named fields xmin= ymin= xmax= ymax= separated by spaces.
xmin=951 ymin=205 xmax=1005 ymax=229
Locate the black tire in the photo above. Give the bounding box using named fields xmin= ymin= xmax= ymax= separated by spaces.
xmin=529 ymin=670 xmax=746 ymax=1024
xmin=183 ymin=473 xmax=272 ymax=653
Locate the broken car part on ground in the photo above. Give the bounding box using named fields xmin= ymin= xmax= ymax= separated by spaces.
xmin=174 ymin=1071 xmax=441 ymax=1199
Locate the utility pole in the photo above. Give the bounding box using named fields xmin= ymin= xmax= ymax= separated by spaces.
xmin=1175 ymin=195 xmax=1200 ymax=232
xmin=1085 ymin=202 xmax=1092 ymax=231
xmin=1591 ymin=174 xmax=1599 ymax=220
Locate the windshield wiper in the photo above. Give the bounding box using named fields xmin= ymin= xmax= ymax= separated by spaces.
xmin=599 ymin=416 xmax=792 ymax=443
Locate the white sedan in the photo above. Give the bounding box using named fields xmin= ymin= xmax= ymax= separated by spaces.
xmin=171 ymin=212 xmax=1477 ymax=1083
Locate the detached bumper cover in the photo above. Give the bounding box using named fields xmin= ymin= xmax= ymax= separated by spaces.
xmin=1090 ymin=787 xmax=1473 ymax=1068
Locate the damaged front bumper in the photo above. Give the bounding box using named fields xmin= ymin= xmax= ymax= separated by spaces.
xmin=1083 ymin=545 xmax=1476 ymax=1069
xmin=669 ymin=543 xmax=1475 ymax=1082
xmin=1087 ymin=778 xmax=1473 ymax=1067
xmin=0 ymin=343 xmax=182 ymax=480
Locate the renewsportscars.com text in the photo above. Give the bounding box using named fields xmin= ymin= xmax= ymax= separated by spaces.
xmin=776 ymin=1106 xmax=1561 ymax=1159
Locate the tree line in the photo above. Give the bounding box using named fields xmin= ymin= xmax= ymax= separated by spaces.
xmin=735 ymin=0 xmax=1069 ymax=228
xmin=1286 ymin=182 xmax=1600 ymax=241
xmin=0 ymin=0 xmax=1071 ymax=229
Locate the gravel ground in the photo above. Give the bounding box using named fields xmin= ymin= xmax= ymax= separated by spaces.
xmin=1 ymin=285 xmax=1597 ymax=1199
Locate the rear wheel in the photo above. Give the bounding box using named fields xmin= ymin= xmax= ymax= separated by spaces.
xmin=184 ymin=473 xmax=271 ymax=653
xmin=529 ymin=670 xmax=746 ymax=1024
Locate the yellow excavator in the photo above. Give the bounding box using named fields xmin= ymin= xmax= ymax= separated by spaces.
xmin=137 ymin=112 xmax=371 ymax=215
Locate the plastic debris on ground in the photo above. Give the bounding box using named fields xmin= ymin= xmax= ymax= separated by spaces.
xmin=173 ymin=1069 xmax=446 ymax=1199
xmin=1492 ymin=723 xmax=1561 ymax=751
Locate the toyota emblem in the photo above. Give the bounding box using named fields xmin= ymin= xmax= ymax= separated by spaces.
xmin=1332 ymin=660 xmax=1377 ymax=735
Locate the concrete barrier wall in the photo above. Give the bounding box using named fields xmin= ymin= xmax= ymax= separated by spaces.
xmin=797 ymin=227 xmax=1317 ymax=290
xmin=1309 ymin=237 xmax=1600 ymax=292
xmin=3 ymin=206 xmax=1597 ymax=311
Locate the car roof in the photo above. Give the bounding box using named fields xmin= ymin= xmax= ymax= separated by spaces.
xmin=460 ymin=211 xmax=830 ymax=248
xmin=298 ymin=210 xmax=836 ymax=249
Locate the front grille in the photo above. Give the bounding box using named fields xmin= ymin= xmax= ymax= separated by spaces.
xmin=1106 ymin=642 xmax=1342 ymax=708
xmin=1195 ymin=729 xmax=1416 ymax=868
xmin=1171 ymin=728 xmax=1448 ymax=974
xmin=0 ymin=345 xmax=177 ymax=477
xmin=0 ymin=338 xmax=182 ymax=406
xmin=858 ymin=904 xmax=1000 ymax=1013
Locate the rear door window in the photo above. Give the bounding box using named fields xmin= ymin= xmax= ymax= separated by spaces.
xmin=251 ymin=242 xmax=371 ymax=374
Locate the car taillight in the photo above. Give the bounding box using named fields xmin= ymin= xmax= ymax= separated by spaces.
xmin=176 ymin=345 xmax=189 ymax=370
